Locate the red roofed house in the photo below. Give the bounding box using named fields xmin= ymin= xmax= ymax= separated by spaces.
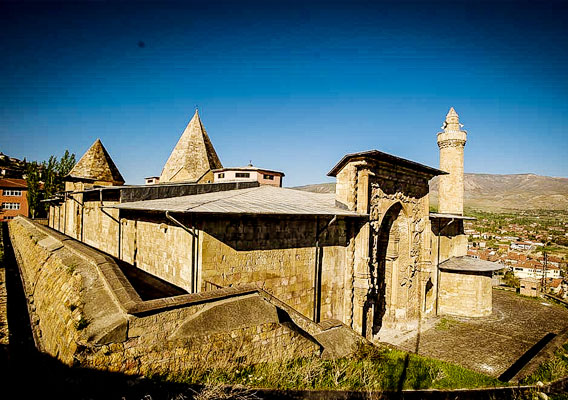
xmin=0 ymin=178 xmax=28 ymax=221
xmin=512 ymin=259 xmax=561 ymax=280
xmin=547 ymin=278 xmax=564 ymax=296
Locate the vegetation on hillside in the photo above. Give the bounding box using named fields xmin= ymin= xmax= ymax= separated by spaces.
xmin=159 ymin=343 xmax=502 ymax=391
xmin=523 ymin=340 xmax=568 ymax=385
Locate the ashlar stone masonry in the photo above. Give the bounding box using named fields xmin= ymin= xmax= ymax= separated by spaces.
xmin=43 ymin=108 xmax=502 ymax=351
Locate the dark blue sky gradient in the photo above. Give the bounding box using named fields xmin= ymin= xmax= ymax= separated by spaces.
xmin=1 ymin=0 xmax=567 ymax=185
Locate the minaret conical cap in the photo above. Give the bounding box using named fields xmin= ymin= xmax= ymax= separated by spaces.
xmin=443 ymin=107 xmax=462 ymax=131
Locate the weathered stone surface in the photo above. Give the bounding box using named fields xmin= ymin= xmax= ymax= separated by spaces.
xmin=171 ymin=294 xmax=279 ymax=338
xmin=313 ymin=324 xmax=363 ymax=359
xmin=160 ymin=110 xmax=223 ymax=183
xmin=0 ymin=256 xmax=8 ymax=350
xmin=438 ymin=270 xmax=492 ymax=317
xmin=9 ymin=217 xmax=362 ymax=378
xmin=398 ymin=289 xmax=568 ymax=378
xmin=200 ymin=215 xmax=347 ymax=321
xmin=437 ymin=107 xmax=467 ymax=215
xmin=66 ymin=139 xmax=125 ymax=186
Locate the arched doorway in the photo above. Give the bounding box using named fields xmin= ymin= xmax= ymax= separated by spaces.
xmin=372 ymin=202 xmax=407 ymax=334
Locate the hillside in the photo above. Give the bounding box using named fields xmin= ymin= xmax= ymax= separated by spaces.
xmin=294 ymin=173 xmax=568 ymax=211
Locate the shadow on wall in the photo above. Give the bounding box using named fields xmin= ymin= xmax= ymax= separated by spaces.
xmin=122 ymin=211 xmax=356 ymax=251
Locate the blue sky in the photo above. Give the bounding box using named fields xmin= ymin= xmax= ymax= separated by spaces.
xmin=1 ymin=0 xmax=567 ymax=186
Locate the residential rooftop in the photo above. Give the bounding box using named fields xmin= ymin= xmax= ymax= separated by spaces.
xmin=212 ymin=165 xmax=285 ymax=176
xmin=0 ymin=178 xmax=27 ymax=188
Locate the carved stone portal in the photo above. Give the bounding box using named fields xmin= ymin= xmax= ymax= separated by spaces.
xmin=367 ymin=174 xmax=432 ymax=335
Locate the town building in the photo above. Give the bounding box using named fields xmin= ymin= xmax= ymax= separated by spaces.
xmin=45 ymin=108 xmax=503 ymax=341
xmin=145 ymin=176 xmax=160 ymax=185
xmin=510 ymin=241 xmax=533 ymax=251
xmin=0 ymin=178 xmax=28 ymax=221
xmin=512 ymin=260 xmax=561 ymax=280
xmin=213 ymin=165 xmax=284 ymax=187
xmin=520 ymin=277 xmax=541 ymax=297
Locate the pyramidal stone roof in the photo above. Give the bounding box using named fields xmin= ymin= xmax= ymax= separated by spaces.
xmin=67 ymin=139 xmax=125 ymax=185
xmin=160 ymin=110 xmax=223 ymax=183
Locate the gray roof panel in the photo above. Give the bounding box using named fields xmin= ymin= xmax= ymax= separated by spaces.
xmin=112 ymin=186 xmax=366 ymax=217
xmin=439 ymin=256 xmax=505 ymax=272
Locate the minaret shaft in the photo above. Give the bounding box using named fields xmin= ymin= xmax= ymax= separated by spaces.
xmin=437 ymin=108 xmax=467 ymax=215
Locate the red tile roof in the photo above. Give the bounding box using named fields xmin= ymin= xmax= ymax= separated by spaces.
xmin=0 ymin=178 xmax=27 ymax=188
xmin=548 ymin=278 xmax=563 ymax=288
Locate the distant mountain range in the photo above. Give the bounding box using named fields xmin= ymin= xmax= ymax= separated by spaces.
xmin=293 ymin=173 xmax=568 ymax=211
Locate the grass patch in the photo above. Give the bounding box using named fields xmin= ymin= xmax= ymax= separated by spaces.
xmin=435 ymin=317 xmax=461 ymax=331
xmin=67 ymin=263 xmax=78 ymax=275
xmin=163 ymin=343 xmax=501 ymax=391
xmin=522 ymin=341 xmax=568 ymax=385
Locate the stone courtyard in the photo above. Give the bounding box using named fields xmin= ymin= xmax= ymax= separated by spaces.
xmin=396 ymin=289 xmax=568 ymax=378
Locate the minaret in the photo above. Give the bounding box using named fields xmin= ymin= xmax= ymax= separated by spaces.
xmin=437 ymin=107 xmax=467 ymax=215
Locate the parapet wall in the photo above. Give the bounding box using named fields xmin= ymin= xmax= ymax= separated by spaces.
xmin=9 ymin=217 xmax=358 ymax=376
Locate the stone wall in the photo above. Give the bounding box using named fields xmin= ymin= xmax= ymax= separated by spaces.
xmin=10 ymin=217 xmax=360 ymax=377
xmin=10 ymin=218 xmax=94 ymax=363
xmin=121 ymin=218 xmax=197 ymax=292
xmin=83 ymin=201 xmax=121 ymax=258
xmin=0 ymin=238 xmax=8 ymax=353
xmin=430 ymin=220 xmax=467 ymax=266
xmin=199 ymin=215 xmax=348 ymax=321
xmin=50 ymin=201 xmax=351 ymax=323
xmin=438 ymin=270 xmax=492 ymax=317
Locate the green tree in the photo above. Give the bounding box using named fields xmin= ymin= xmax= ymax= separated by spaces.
xmin=58 ymin=150 xmax=76 ymax=178
xmin=24 ymin=151 xmax=76 ymax=217
xmin=503 ymin=270 xmax=520 ymax=288
xmin=25 ymin=162 xmax=42 ymax=218
xmin=42 ymin=155 xmax=58 ymax=203
xmin=42 ymin=151 xmax=76 ymax=212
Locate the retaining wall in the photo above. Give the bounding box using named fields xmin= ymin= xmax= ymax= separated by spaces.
xmin=9 ymin=217 xmax=359 ymax=376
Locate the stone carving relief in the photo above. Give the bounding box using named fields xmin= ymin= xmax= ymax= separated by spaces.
xmin=368 ymin=177 xmax=430 ymax=328
xmin=437 ymin=138 xmax=466 ymax=149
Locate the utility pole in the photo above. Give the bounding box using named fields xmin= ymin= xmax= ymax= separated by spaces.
xmin=542 ymin=252 xmax=548 ymax=292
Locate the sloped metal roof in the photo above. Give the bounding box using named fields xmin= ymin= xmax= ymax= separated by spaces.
xmin=439 ymin=256 xmax=505 ymax=272
xmin=328 ymin=149 xmax=446 ymax=177
xmin=430 ymin=212 xmax=476 ymax=220
xmin=112 ymin=185 xmax=365 ymax=217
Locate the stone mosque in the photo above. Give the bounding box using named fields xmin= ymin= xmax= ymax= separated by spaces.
xmin=42 ymin=107 xmax=501 ymax=344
